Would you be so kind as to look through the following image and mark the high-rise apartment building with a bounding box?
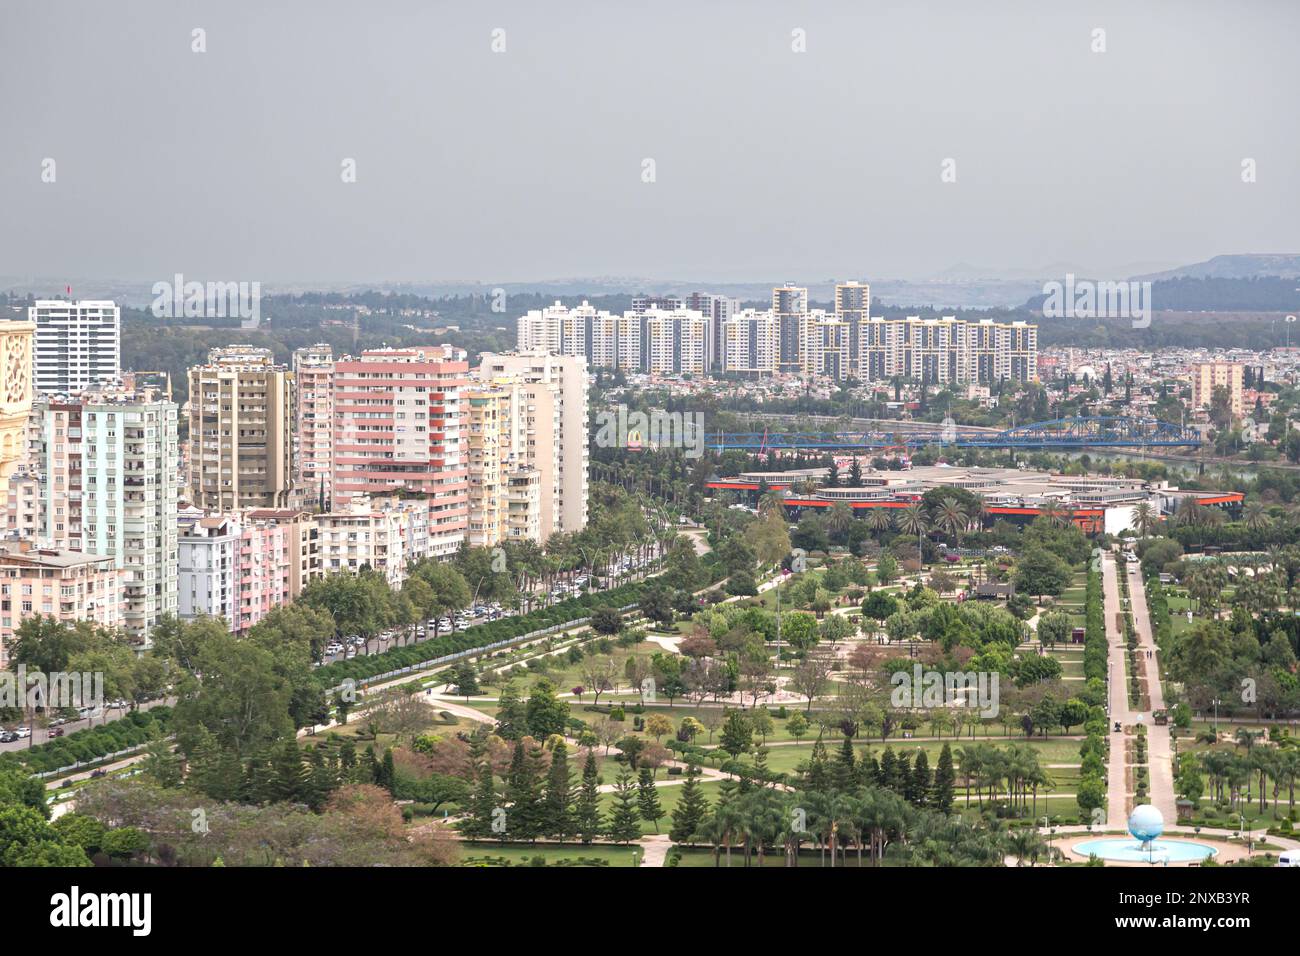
[476,350,588,541]
[800,311,851,379]
[187,346,293,511]
[1190,361,1245,418]
[330,346,467,557]
[834,281,871,377]
[79,389,179,645]
[723,310,781,375]
[641,308,712,375]
[292,344,334,508]
[29,300,121,395]
[772,284,808,373]
[684,293,740,370]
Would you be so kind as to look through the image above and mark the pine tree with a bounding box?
[272,740,308,803]
[502,739,546,841]
[832,735,857,792]
[245,748,278,805]
[449,661,480,700]
[879,747,901,792]
[906,749,932,807]
[460,758,498,840]
[542,740,574,839]
[670,764,710,843]
[573,749,604,844]
[495,680,529,740]
[804,738,830,791]
[375,748,397,794]
[607,770,642,843]
[934,743,956,813]
[338,739,357,778]
[302,746,338,811]
[637,766,664,833]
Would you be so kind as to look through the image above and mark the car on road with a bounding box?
[48,727,64,738]
[0,731,17,743]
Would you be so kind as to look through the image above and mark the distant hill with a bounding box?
[1133,254,1300,282]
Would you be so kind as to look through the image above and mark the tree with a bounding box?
[574,750,603,844]
[933,743,956,812]
[790,650,835,712]
[638,766,664,833]
[542,740,574,839]
[670,764,710,843]
[645,713,674,742]
[1036,610,1071,648]
[524,679,569,740]
[590,605,623,635]
[720,710,753,760]
[448,661,480,700]
[607,771,642,843]
[1013,548,1071,601]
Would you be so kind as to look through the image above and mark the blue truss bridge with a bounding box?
[703,416,1203,452]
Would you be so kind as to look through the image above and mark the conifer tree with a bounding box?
[637,765,664,833]
[542,740,574,839]
[906,749,932,807]
[607,770,642,843]
[669,763,710,843]
[573,749,604,844]
[933,743,956,813]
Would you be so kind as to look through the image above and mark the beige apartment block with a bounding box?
[188,346,293,511]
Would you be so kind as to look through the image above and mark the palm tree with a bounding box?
[826,501,854,538]
[759,489,787,519]
[896,502,928,538]
[936,497,969,544]
[1133,501,1156,538]
[1243,501,1271,532]
[866,506,893,536]
[1037,499,1068,528]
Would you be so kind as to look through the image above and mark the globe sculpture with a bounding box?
[1127,804,1165,848]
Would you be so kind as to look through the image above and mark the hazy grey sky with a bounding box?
[2,0,1297,284]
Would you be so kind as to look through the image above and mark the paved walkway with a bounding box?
[636,833,673,866]
[1127,561,1178,822]
[1103,553,1131,828]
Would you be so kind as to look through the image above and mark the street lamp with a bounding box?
[1211,698,1221,734]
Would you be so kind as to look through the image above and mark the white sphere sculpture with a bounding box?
[1128,804,1165,843]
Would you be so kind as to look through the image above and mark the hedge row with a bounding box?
[1083,566,1107,683]
[313,580,657,687]
[0,707,173,775]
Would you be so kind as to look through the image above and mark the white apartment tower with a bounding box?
[29,300,121,395]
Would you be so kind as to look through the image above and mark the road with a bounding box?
[1126,560,1178,822]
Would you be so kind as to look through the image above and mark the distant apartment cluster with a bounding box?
[0,298,590,654]
[515,283,1038,385]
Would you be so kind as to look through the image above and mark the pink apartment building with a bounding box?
[0,541,123,668]
[234,516,292,633]
[331,347,468,557]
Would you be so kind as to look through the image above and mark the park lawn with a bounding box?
[719,736,1086,779]
[314,713,474,751]
[596,778,725,819]
[479,640,668,696]
[457,841,641,867]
